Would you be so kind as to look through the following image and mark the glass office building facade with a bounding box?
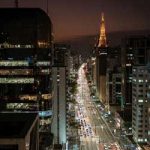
[0,8,53,130]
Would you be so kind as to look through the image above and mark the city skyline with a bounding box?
[0,6,149,149]
[0,0,150,41]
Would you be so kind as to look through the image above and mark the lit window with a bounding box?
[138,138,143,142]
[138,80,143,83]
[133,69,136,72]
[133,79,136,82]
[36,61,50,66]
[138,139,141,142]
[138,99,143,103]
[126,64,131,66]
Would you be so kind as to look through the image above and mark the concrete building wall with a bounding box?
[51,67,58,143]
[59,68,66,144]
[51,67,66,145]
[0,115,39,150]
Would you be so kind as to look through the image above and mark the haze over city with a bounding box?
[0,0,150,41]
[0,1,149,150]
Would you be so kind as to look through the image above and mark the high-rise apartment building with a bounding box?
[132,66,150,144]
[122,36,150,106]
[122,36,150,145]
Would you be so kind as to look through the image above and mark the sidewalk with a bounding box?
[89,84,138,150]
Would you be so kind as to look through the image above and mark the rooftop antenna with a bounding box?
[98,12,107,47]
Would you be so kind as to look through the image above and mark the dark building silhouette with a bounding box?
[106,47,122,105]
[95,13,108,105]
[121,35,150,145]
[0,113,39,150]
[0,8,53,148]
[0,8,52,46]
[121,36,150,106]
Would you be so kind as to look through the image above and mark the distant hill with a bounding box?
[59,30,150,58]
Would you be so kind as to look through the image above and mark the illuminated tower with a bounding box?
[96,13,107,105]
[98,13,107,48]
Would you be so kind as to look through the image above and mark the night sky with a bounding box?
[0,0,150,41]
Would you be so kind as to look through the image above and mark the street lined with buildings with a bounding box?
[0,4,149,150]
[76,64,120,150]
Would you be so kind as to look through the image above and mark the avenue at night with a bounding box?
[0,0,149,150]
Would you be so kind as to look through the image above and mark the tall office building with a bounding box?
[0,8,53,132]
[132,66,150,144]
[123,36,150,144]
[91,57,97,88]
[122,36,150,107]
[95,13,107,104]
[51,44,70,147]
[107,70,122,105]
[106,47,122,106]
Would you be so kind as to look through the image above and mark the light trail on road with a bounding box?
[76,64,120,150]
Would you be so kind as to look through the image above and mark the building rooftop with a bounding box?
[0,8,52,45]
[0,112,38,138]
